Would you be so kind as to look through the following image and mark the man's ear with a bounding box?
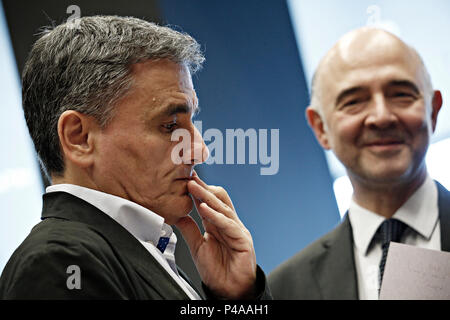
[57,110,98,169]
[431,90,443,132]
[305,106,331,150]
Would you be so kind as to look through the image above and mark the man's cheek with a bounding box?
[333,124,358,147]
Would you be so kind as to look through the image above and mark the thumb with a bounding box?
[175,215,203,257]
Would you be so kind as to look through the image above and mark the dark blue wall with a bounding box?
[160,0,340,273]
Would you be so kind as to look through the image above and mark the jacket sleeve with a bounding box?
[202,265,273,300]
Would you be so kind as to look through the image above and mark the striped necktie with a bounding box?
[375,219,407,291]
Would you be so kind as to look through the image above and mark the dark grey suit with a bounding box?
[268,181,450,300]
[0,191,270,299]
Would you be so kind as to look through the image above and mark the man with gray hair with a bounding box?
[0,16,270,300]
[269,27,449,299]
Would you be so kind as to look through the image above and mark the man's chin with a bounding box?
[163,195,194,225]
[355,166,414,187]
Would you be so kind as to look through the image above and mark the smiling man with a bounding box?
[0,16,270,300]
[268,28,450,300]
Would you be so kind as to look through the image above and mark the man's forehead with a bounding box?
[315,28,426,100]
[128,59,198,111]
[142,91,199,121]
[335,29,406,62]
[323,29,416,76]
[131,58,194,91]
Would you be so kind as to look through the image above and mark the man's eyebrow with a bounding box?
[159,103,199,117]
[335,86,367,107]
[385,80,420,95]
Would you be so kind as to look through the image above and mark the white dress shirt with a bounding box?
[46,183,201,300]
[348,175,441,300]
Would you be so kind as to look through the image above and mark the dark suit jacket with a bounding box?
[268,181,450,300]
[0,192,270,300]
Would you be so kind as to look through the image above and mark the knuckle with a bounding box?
[211,185,226,195]
[228,219,238,229]
[222,202,231,211]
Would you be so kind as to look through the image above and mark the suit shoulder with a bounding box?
[0,218,127,299]
[12,218,111,258]
[269,232,326,281]
[268,221,345,299]
[271,223,342,276]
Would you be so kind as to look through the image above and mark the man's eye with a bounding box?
[390,89,418,99]
[344,100,357,106]
[343,98,363,107]
[390,92,417,104]
[162,122,178,132]
[394,92,413,97]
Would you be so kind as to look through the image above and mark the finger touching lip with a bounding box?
[191,171,209,189]
[187,180,205,202]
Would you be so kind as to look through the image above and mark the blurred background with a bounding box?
[0,0,449,291]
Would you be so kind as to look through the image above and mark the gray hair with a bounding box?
[309,68,322,114]
[22,15,205,179]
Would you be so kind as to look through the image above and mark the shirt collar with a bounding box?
[348,175,439,255]
[45,184,175,248]
[348,199,384,255]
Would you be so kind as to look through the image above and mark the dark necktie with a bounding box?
[375,219,407,290]
[156,237,170,253]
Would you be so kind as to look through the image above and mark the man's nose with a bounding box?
[365,95,398,129]
[191,125,209,165]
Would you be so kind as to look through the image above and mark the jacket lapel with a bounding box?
[42,191,190,300]
[311,215,359,299]
[308,181,449,300]
[436,181,450,252]
[177,266,205,299]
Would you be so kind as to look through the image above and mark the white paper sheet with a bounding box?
[380,242,450,300]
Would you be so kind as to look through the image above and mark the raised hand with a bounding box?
[175,172,257,299]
